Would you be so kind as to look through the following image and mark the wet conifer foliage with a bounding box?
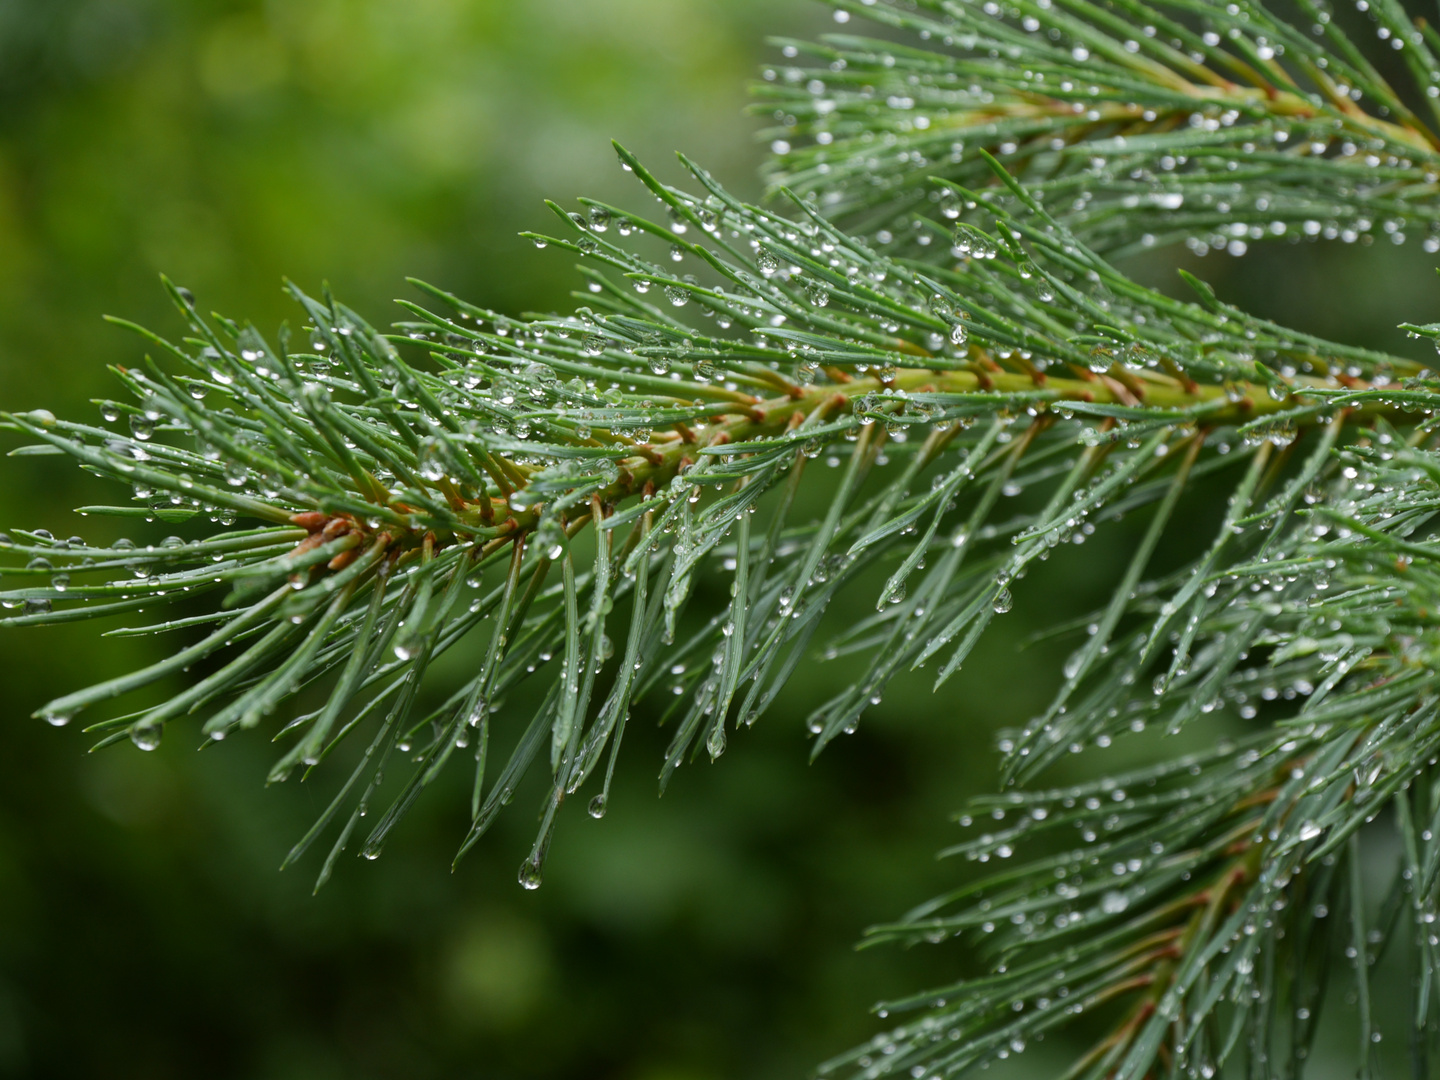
[8,0,1440,1075]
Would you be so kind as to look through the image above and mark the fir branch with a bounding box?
[0,149,1417,894]
[1,151,1430,895]
[762,0,1440,256]
[834,396,1440,1077]
[2,125,1439,1080]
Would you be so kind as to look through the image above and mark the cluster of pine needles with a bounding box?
[9,0,1440,1075]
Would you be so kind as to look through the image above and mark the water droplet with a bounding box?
[418,437,448,482]
[464,699,486,728]
[993,589,1013,614]
[952,224,997,259]
[130,720,163,752]
[588,794,608,819]
[518,855,544,890]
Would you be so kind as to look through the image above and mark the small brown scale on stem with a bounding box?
[287,511,418,587]
[287,513,365,562]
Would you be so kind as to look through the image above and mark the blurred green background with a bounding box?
[0,1,1435,1078]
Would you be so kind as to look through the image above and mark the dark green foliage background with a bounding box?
[0,2,1435,1078]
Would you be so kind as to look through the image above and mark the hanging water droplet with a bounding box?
[130,720,163,752]
[518,855,544,890]
[588,793,608,819]
[706,723,727,760]
[993,589,1013,614]
[664,285,689,307]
